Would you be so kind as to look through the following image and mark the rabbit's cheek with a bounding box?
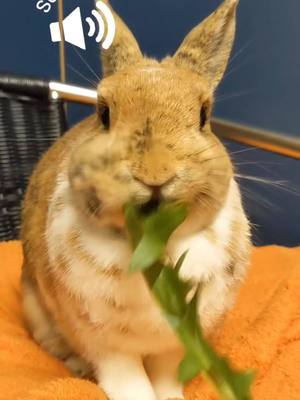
[129,184,152,205]
[85,187,102,216]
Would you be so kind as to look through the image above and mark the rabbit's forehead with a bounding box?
[100,64,209,99]
[137,66,164,73]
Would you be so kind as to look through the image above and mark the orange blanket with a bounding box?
[0,241,299,400]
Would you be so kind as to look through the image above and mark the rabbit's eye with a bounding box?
[200,105,207,130]
[99,105,110,130]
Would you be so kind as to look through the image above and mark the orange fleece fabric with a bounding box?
[0,241,299,400]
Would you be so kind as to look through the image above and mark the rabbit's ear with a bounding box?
[173,0,238,91]
[100,1,142,77]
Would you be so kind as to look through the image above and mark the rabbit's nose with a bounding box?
[134,176,175,197]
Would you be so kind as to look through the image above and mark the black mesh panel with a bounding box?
[0,87,66,241]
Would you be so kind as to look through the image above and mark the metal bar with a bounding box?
[212,118,300,160]
[49,82,98,104]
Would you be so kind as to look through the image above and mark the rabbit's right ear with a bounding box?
[100,1,143,77]
[172,0,238,91]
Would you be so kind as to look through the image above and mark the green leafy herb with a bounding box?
[126,203,187,273]
[125,203,254,400]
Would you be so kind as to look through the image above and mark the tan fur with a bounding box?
[21,1,250,399]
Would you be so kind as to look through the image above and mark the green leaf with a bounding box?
[232,371,255,399]
[124,204,144,248]
[207,358,255,400]
[177,289,213,375]
[144,262,164,288]
[129,203,187,273]
[153,266,188,320]
[179,290,255,395]
[178,352,203,382]
[180,288,202,341]
[125,202,255,400]
[175,250,189,273]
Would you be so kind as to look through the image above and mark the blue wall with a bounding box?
[0,0,299,245]
[2,0,300,136]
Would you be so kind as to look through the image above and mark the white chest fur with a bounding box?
[45,176,241,354]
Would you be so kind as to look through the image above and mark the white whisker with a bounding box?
[230,147,258,156]
[240,186,280,211]
[235,174,300,197]
[215,89,256,104]
[71,45,101,83]
[67,64,98,88]
[228,39,254,66]
[223,56,253,80]
[235,161,280,167]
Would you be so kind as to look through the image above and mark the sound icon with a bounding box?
[49,2,116,51]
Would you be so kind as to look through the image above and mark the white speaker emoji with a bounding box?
[86,1,116,50]
[49,2,116,51]
[50,7,86,50]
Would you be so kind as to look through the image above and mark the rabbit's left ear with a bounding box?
[100,1,143,77]
[173,0,238,91]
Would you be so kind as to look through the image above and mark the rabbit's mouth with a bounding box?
[139,183,165,215]
[140,197,161,216]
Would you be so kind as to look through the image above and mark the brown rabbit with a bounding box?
[21,0,250,399]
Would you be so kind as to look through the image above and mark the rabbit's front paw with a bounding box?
[145,351,184,400]
[96,352,156,400]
